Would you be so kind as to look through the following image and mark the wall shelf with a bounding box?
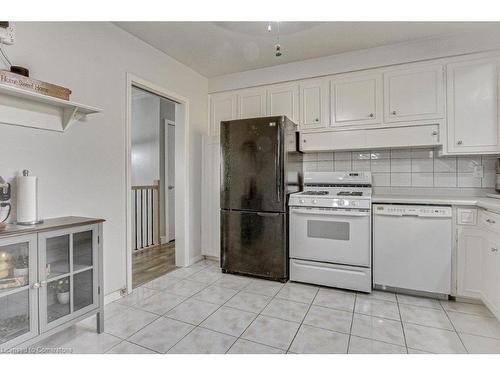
[0,83,101,132]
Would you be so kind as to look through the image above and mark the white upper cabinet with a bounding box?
[330,73,382,127]
[299,78,329,129]
[209,92,237,136]
[266,83,299,124]
[384,65,444,123]
[446,58,500,154]
[237,87,266,119]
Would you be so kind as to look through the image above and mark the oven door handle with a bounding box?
[290,209,370,217]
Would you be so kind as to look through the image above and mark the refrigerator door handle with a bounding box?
[276,127,282,203]
[257,212,281,217]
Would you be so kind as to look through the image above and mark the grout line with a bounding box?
[346,292,357,354]
[226,281,286,353]
[440,301,469,354]
[284,287,320,354]
[395,294,409,354]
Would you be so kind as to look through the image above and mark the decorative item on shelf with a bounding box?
[11,254,28,278]
[0,68,71,100]
[0,251,8,279]
[55,278,70,305]
[10,65,29,77]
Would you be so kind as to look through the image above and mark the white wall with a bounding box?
[0,22,208,296]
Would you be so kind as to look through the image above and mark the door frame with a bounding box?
[126,73,191,293]
[163,119,176,243]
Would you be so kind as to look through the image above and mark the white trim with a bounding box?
[125,73,190,294]
[164,119,176,243]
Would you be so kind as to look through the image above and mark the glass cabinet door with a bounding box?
[39,225,98,332]
[0,234,38,348]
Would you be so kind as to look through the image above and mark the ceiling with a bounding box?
[115,22,500,78]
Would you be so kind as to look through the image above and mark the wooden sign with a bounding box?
[0,69,71,100]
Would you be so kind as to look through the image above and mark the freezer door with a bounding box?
[221,210,287,280]
[221,117,285,212]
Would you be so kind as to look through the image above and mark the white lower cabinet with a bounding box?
[456,208,500,319]
[0,220,104,350]
[482,230,500,317]
[456,227,484,299]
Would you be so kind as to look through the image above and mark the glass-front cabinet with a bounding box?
[38,225,98,331]
[0,234,38,347]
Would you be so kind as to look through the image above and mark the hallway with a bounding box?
[132,242,176,288]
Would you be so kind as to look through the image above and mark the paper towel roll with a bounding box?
[16,174,38,224]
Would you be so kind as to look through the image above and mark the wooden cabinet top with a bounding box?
[0,216,105,238]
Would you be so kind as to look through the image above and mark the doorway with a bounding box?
[126,74,191,293]
[130,87,177,288]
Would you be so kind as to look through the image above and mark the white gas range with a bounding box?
[288,172,372,293]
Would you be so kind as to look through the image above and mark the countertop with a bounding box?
[372,194,500,213]
[0,216,105,238]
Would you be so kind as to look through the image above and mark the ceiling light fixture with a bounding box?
[269,22,282,58]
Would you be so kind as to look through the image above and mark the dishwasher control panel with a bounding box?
[374,205,452,217]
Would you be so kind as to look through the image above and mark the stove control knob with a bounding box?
[312,199,318,204]
[299,199,305,204]
[338,199,346,206]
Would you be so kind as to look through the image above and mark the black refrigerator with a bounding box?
[220,116,302,282]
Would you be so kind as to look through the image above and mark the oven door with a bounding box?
[290,207,371,267]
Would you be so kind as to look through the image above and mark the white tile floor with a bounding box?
[16,259,500,354]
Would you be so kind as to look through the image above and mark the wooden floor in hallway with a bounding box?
[132,241,176,288]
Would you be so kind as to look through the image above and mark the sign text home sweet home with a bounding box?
[0,70,71,100]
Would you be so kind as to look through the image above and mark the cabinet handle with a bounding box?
[457,140,463,145]
[391,110,397,115]
[303,139,307,143]
[492,247,498,252]
[314,118,319,122]
[31,282,41,289]
[486,219,496,224]
[369,113,374,118]
[432,131,438,136]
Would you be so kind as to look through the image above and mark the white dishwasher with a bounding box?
[373,204,452,297]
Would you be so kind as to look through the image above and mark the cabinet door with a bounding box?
[210,92,237,137]
[384,65,444,123]
[299,79,329,129]
[38,225,98,332]
[483,232,500,317]
[331,73,382,127]
[456,228,485,299]
[0,234,38,349]
[266,83,299,124]
[447,58,500,153]
[238,88,266,119]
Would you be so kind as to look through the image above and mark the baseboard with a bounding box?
[481,292,500,321]
[189,254,204,266]
[104,290,122,305]
[204,255,220,262]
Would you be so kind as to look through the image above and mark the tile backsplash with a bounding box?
[302,148,498,189]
